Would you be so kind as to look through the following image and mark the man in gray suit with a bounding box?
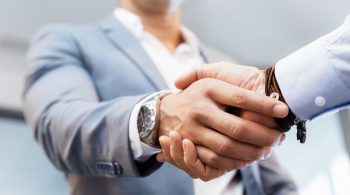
[23,0,297,194]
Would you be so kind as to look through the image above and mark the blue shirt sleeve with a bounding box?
[275,15,350,120]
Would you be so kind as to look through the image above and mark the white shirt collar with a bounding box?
[113,8,201,55]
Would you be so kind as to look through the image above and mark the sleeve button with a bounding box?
[96,162,115,175]
[315,96,326,107]
[113,162,123,175]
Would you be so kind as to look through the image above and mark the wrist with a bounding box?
[157,93,176,140]
[265,66,307,143]
[137,91,172,148]
[152,92,174,144]
[157,90,187,142]
[265,66,294,127]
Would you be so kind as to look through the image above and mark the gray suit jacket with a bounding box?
[23,16,297,195]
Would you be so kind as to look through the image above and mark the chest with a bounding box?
[81,46,158,101]
[79,38,204,101]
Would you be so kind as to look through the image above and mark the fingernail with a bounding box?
[273,133,284,147]
[278,134,286,146]
[273,134,280,147]
[263,148,273,160]
[273,104,288,117]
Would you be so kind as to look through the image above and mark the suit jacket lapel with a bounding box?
[99,16,168,91]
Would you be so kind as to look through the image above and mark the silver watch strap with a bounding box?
[138,91,172,147]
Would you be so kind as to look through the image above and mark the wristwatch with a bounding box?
[137,92,171,148]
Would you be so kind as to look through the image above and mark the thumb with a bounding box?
[175,68,199,90]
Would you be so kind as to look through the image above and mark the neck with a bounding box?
[120,2,183,53]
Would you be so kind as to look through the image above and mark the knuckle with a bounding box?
[200,78,218,94]
[207,153,220,166]
[217,141,231,155]
[200,175,212,182]
[229,122,243,139]
[200,78,215,86]
[232,90,246,106]
[190,103,208,119]
[259,97,269,114]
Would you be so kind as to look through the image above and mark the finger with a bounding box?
[196,146,250,170]
[194,128,268,161]
[279,134,287,146]
[175,66,201,90]
[160,134,198,178]
[169,131,185,167]
[159,136,174,164]
[183,139,226,181]
[156,152,165,162]
[169,132,198,178]
[207,80,288,118]
[198,106,283,147]
[240,111,277,128]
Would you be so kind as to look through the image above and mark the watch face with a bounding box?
[137,104,156,139]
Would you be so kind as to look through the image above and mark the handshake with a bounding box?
[155,62,289,181]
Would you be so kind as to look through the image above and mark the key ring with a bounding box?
[269,92,280,100]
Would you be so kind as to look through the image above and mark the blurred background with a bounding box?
[0,0,350,194]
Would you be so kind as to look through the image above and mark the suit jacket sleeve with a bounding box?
[276,14,350,120]
[23,26,161,178]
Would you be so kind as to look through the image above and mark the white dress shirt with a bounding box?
[114,8,242,195]
[276,14,350,120]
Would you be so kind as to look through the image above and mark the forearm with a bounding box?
[129,91,175,163]
[25,90,149,177]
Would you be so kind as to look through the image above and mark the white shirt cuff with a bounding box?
[129,91,171,162]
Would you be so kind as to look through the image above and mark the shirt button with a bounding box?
[315,96,326,107]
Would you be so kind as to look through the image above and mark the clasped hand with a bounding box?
[156,62,288,181]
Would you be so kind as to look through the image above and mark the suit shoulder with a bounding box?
[32,23,100,44]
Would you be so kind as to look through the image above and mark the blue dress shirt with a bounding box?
[276,15,350,120]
